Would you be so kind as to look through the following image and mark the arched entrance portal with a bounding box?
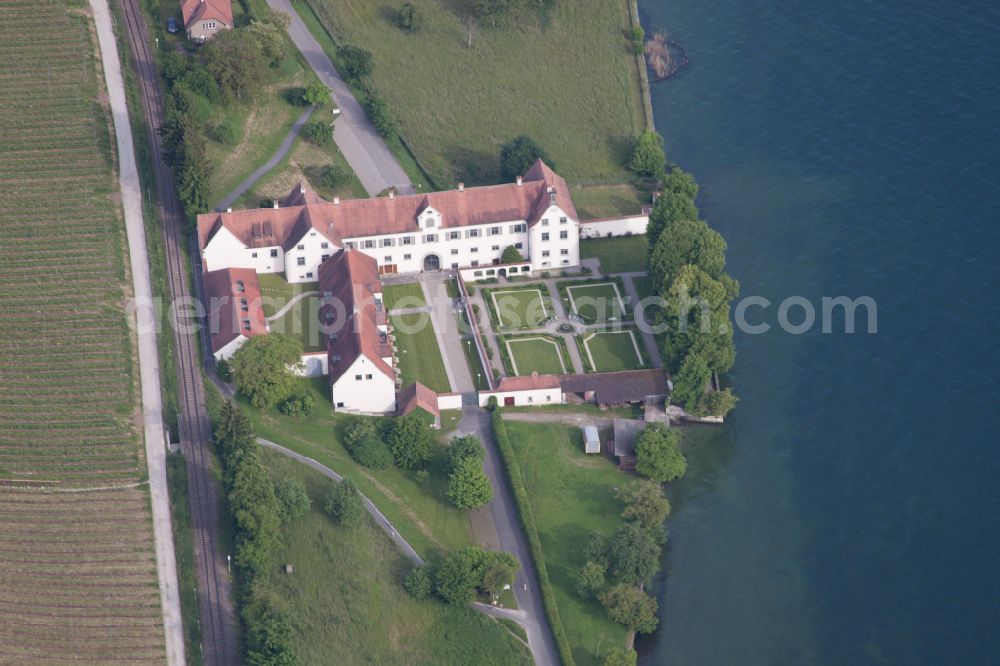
[423,254,441,271]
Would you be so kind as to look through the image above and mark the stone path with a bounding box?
[421,275,474,394]
[214,106,316,212]
[618,271,663,368]
[265,0,413,196]
[388,306,432,316]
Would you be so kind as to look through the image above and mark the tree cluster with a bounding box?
[411,546,519,604]
[229,334,304,408]
[446,436,492,510]
[499,135,551,182]
[343,418,394,469]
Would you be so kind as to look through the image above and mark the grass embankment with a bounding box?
[239,378,473,557]
[262,452,531,665]
[304,0,645,187]
[494,416,632,666]
[580,235,648,275]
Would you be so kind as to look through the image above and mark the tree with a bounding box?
[646,168,699,249]
[500,135,550,182]
[659,264,738,374]
[363,93,397,138]
[585,531,610,566]
[500,245,524,264]
[576,560,606,599]
[435,547,518,603]
[447,435,484,472]
[628,129,666,179]
[387,414,434,470]
[600,584,659,640]
[481,553,518,599]
[603,647,638,666]
[300,82,330,106]
[404,564,433,598]
[273,477,311,523]
[229,447,282,580]
[243,589,296,666]
[336,44,374,80]
[345,418,381,452]
[618,481,671,533]
[352,438,393,469]
[447,455,493,510]
[695,388,738,417]
[246,10,291,66]
[229,334,304,408]
[398,2,424,32]
[606,522,661,585]
[670,353,711,412]
[203,28,268,101]
[630,25,645,55]
[325,478,364,527]
[319,165,351,190]
[634,422,686,483]
[302,120,332,146]
[649,218,728,292]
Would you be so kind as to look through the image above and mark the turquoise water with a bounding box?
[637,1,1000,664]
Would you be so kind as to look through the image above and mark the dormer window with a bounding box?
[297,244,305,250]
[541,219,549,226]
[235,280,245,293]
[425,218,435,228]
[242,319,251,330]
[240,299,249,311]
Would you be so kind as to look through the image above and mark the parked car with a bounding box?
[166,17,178,34]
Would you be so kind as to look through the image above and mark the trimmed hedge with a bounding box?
[491,411,576,666]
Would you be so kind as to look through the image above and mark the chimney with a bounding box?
[273,202,279,209]
[226,207,232,213]
[516,175,523,186]
[300,184,307,195]
[333,196,340,205]
[458,182,465,192]
[388,190,394,200]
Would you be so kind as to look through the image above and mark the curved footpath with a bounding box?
[90,1,184,663]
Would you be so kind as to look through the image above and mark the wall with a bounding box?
[579,214,649,239]
[477,386,564,407]
[296,352,329,377]
[213,334,247,362]
[459,262,532,282]
[437,393,463,411]
[330,356,397,414]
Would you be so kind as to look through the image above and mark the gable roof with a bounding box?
[560,369,669,404]
[397,382,440,418]
[180,0,233,30]
[319,251,394,384]
[201,267,268,353]
[494,372,562,392]
[196,160,577,254]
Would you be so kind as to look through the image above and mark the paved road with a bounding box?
[257,438,423,564]
[90,2,184,663]
[266,0,414,196]
[457,407,560,666]
[215,106,316,211]
[421,275,475,394]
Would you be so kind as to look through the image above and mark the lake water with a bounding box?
[636,1,1000,664]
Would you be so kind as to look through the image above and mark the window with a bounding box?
[542,250,550,257]
[363,240,375,249]
[486,269,495,276]
[515,242,523,250]
[381,238,395,247]
[541,219,549,226]
[491,245,500,251]
[240,299,248,312]
[321,242,329,249]
[297,244,305,250]
[474,271,483,277]
[365,374,373,380]
[541,233,550,241]
[528,396,534,403]
[251,251,258,258]
[336,402,345,408]
[448,231,461,240]
[561,259,570,265]
[489,226,502,236]
[306,271,314,278]
[297,257,306,266]
[403,253,412,260]
[241,318,251,330]
[470,247,479,253]
[355,374,363,381]
[560,249,569,255]
[466,229,481,238]
[451,262,459,269]
[542,261,550,267]
[509,267,518,274]
[321,254,330,262]
[560,230,568,239]
[511,224,526,233]
[384,255,392,262]
[401,236,414,245]
[425,218,436,228]
[235,280,245,292]
[471,260,479,267]
[546,395,552,401]
[270,249,279,258]
[345,242,355,250]
[451,249,459,255]
[204,21,216,29]
[424,234,438,243]
[560,217,568,225]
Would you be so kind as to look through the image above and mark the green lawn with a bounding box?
[383,283,427,310]
[505,337,567,376]
[262,452,532,665]
[502,421,633,665]
[489,288,551,329]
[303,0,645,187]
[391,312,450,392]
[240,378,474,557]
[267,294,326,353]
[565,282,628,323]
[631,274,655,300]
[582,330,646,372]
[580,236,648,275]
[572,184,649,220]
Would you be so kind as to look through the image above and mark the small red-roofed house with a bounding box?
[202,267,268,360]
[180,0,233,42]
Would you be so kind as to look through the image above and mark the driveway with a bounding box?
[266,0,414,196]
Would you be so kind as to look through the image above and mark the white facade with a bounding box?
[284,228,338,283]
[580,214,650,239]
[528,203,580,272]
[213,335,248,362]
[330,356,397,414]
[478,385,563,407]
[201,225,337,284]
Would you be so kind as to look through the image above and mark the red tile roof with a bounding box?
[197,160,577,254]
[397,382,440,417]
[180,0,233,30]
[318,251,394,384]
[494,372,562,392]
[201,267,268,354]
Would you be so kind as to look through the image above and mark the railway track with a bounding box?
[113,1,238,663]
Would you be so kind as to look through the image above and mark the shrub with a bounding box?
[695,388,738,417]
[404,564,433,598]
[575,560,606,599]
[603,648,638,666]
[319,164,351,191]
[628,129,666,179]
[273,477,311,523]
[216,358,232,382]
[486,395,499,412]
[160,51,189,84]
[278,392,314,417]
[630,25,645,55]
[387,414,433,470]
[336,44,374,80]
[301,120,332,146]
[500,135,551,182]
[325,478,364,527]
[363,92,397,138]
[209,121,237,145]
[500,245,524,264]
[301,82,330,106]
[434,547,518,604]
[398,2,424,32]
[414,470,430,485]
[352,437,393,469]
